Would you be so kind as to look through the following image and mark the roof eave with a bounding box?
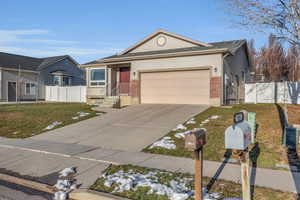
[79,63,107,68]
[100,48,229,63]
[0,67,39,73]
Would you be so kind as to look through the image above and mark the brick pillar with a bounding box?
[210,77,221,98]
[130,80,140,104]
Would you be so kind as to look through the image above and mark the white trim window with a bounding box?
[53,75,61,86]
[90,68,106,87]
[25,83,36,95]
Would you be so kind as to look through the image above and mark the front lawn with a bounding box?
[286,104,300,125]
[0,103,101,138]
[143,104,293,170]
[91,164,296,200]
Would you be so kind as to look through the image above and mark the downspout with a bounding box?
[222,52,231,105]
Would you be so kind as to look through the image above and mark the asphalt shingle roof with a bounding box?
[84,39,246,65]
[37,55,68,70]
[0,52,70,71]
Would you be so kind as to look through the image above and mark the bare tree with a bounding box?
[286,44,300,80]
[248,39,257,72]
[225,0,300,47]
[257,35,287,81]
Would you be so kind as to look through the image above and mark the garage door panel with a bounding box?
[141,73,208,80]
[141,98,204,105]
[140,70,210,105]
[141,80,206,89]
[141,88,209,96]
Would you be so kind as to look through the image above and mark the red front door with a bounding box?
[119,67,130,94]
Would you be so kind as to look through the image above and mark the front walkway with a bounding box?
[0,138,299,194]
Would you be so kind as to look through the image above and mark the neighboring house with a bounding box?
[81,30,251,106]
[0,52,85,102]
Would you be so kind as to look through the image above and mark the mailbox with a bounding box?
[225,121,251,150]
[185,128,206,151]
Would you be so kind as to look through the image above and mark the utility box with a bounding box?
[185,128,206,151]
[283,126,299,149]
[225,121,252,150]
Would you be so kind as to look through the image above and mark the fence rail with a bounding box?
[45,86,86,103]
[245,82,300,104]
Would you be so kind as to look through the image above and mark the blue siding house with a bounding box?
[0,52,85,101]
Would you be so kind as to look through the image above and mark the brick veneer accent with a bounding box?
[210,77,221,98]
[130,80,140,98]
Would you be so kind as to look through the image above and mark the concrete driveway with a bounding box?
[33,104,209,151]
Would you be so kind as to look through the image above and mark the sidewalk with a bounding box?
[0,143,109,189]
[0,137,299,194]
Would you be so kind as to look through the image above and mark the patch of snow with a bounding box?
[186,118,196,124]
[173,124,187,131]
[102,169,223,200]
[54,179,71,191]
[102,170,194,200]
[59,167,76,178]
[96,112,102,115]
[210,115,220,120]
[70,184,77,190]
[53,167,77,200]
[149,137,176,149]
[44,121,62,130]
[201,119,210,124]
[53,191,67,200]
[78,112,90,117]
[72,112,90,120]
[174,131,191,139]
[199,116,221,126]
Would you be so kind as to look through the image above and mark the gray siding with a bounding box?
[223,44,250,103]
[39,58,85,86]
[0,58,85,101]
[0,69,41,101]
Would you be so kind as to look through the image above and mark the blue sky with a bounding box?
[0,0,268,64]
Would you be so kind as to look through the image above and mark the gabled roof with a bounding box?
[83,39,247,65]
[0,52,78,71]
[37,55,78,70]
[118,29,212,55]
[0,52,43,71]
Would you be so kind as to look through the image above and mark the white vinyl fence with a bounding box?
[45,86,86,103]
[245,82,300,104]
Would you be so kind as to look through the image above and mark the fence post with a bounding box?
[255,83,257,104]
[80,86,82,102]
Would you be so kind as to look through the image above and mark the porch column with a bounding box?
[107,66,112,96]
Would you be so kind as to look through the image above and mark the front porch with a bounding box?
[86,63,138,107]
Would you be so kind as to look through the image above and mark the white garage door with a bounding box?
[140,69,210,104]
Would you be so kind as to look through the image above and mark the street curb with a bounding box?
[0,172,55,194]
[70,189,131,200]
